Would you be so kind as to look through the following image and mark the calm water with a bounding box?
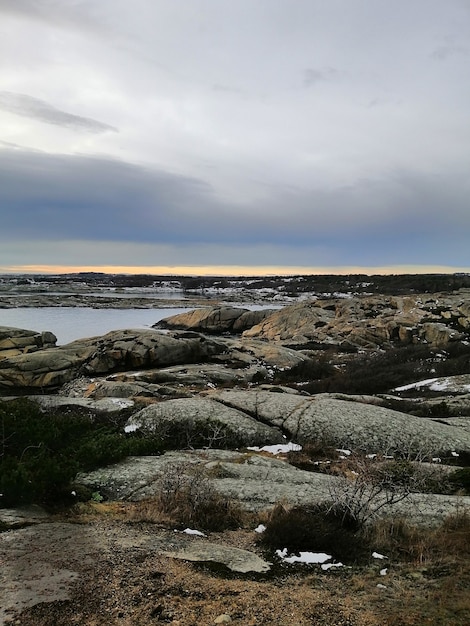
[0,304,277,346]
[0,307,189,345]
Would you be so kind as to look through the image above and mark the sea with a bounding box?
[0,304,276,346]
[0,307,191,345]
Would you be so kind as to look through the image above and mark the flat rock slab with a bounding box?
[20,394,135,413]
[77,449,337,508]
[0,518,270,624]
[0,523,96,625]
[163,542,271,573]
[77,449,470,525]
[0,505,49,528]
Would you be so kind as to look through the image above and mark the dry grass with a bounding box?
[127,461,250,531]
[9,506,470,626]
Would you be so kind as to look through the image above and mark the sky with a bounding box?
[1,0,469,276]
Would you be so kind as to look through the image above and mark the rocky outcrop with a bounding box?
[242,295,470,348]
[78,449,470,525]
[0,329,226,389]
[208,389,470,456]
[0,326,56,360]
[155,306,276,334]
[0,324,315,391]
[124,397,285,448]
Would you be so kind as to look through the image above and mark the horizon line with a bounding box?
[1,264,470,277]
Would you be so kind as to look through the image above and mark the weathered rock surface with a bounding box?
[0,517,271,622]
[20,394,135,414]
[78,449,470,525]
[0,327,312,390]
[0,329,226,389]
[242,295,470,348]
[155,306,276,334]
[163,542,271,573]
[0,325,56,360]
[77,449,342,507]
[208,389,470,456]
[124,398,285,448]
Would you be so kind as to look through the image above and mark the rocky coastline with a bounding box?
[2,287,470,625]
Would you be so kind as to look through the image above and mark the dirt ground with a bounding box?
[1,505,469,626]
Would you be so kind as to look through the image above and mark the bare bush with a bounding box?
[326,457,450,526]
[131,461,248,531]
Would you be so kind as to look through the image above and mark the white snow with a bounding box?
[372,552,388,560]
[276,549,333,564]
[395,378,440,392]
[380,568,388,576]
[336,448,352,456]
[254,524,266,534]
[247,442,302,454]
[124,422,140,433]
[110,398,134,408]
[321,562,344,570]
[179,528,206,537]
[395,377,470,394]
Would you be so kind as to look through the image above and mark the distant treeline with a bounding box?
[4,272,470,295]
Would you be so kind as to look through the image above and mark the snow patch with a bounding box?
[124,422,140,433]
[177,528,206,537]
[276,549,332,564]
[247,442,302,454]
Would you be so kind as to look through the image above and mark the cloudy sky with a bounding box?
[1,0,469,275]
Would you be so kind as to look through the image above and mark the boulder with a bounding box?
[0,326,57,360]
[124,397,285,448]
[155,306,275,334]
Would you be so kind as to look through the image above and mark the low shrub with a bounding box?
[258,501,369,563]
[448,467,470,494]
[131,461,248,532]
[286,440,340,472]
[367,510,470,564]
[0,398,164,507]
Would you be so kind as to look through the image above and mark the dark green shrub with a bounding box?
[448,468,470,494]
[0,398,159,507]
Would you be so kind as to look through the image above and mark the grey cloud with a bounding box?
[0,147,469,268]
[0,0,105,32]
[303,67,342,87]
[0,92,117,133]
[431,44,469,60]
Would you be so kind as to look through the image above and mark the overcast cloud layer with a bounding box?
[1,0,469,274]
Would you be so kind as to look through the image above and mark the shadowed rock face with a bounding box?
[0,325,56,360]
[0,329,225,389]
[241,295,470,348]
[0,326,314,390]
[155,306,276,334]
